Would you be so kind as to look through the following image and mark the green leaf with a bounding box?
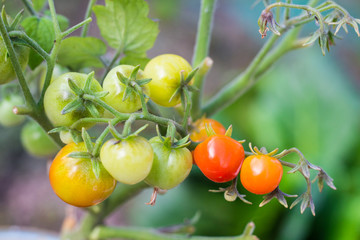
[32,0,47,11]
[57,37,107,70]
[93,0,159,55]
[43,11,69,31]
[21,16,55,69]
[119,55,150,70]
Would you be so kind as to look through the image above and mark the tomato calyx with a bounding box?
[168,67,199,104]
[209,178,252,204]
[115,65,151,103]
[61,72,108,118]
[49,126,82,144]
[259,187,298,208]
[155,123,190,149]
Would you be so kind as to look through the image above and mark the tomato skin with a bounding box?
[190,118,226,142]
[0,36,29,85]
[0,95,26,127]
[103,65,150,114]
[100,136,154,185]
[44,72,104,129]
[145,137,193,190]
[49,142,116,207]
[144,54,192,107]
[194,135,245,183]
[240,155,283,195]
[21,120,59,157]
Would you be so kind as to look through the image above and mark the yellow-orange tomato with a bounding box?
[49,142,116,207]
[190,118,226,142]
[240,155,283,195]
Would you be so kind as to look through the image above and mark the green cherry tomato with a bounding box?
[145,137,193,190]
[100,136,154,185]
[0,36,29,85]
[21,120,59,157]
[44,72,104,129]
[144,54,193,107]
[103,65,150,114]
[49,142,116,207]
[0,95,26,127]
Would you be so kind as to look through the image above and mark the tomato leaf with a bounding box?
[21,14,69,69]
[57,37,107,71]
[119,56,150,70]
[32,0,47,11]
[93,0,159,56]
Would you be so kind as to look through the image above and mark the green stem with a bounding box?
[62,18,93,38]
[191,0,216,120]
[182,89,191,131]
[202,34,279,116]
[21,0,38,16]
[102,47,123,81]
[90,221,256,240]
[81,0,97,37]
[8,31,50,61]
[134,84,149,116]
[0,15,37,110]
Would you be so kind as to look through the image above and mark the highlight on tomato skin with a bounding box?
[49,142,116,208]
[190,118,226,142]
[193,135,245,183]
[240,155,283,195]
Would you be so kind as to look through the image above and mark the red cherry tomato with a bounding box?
[194,135,245,183]
[240,155,283,195]
[190,118,226,142]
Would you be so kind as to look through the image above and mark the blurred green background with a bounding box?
[1,0,359,239]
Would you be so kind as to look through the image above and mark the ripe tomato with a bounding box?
[0,95,26,127]
[240,155,283,195]
[0,36,29,85]
[49,142,116,207]
[100,136,154,185]
[103,65,150,114]
[145,137,193,190]
[21,120,59,157]
[194,135,245,183]
[44,72,104,129]
[144,54,192,107]
[190,118,226,142]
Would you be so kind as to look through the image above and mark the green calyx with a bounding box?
[168,67,199,104]
[108,114,148,140]
[48,126,82,144]
[155,124,190,149]
[61,71,108,118]
[116,65,151,102]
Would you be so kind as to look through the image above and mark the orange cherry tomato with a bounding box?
[194,135,245,183]
[240,155,283,195]
[190,118,226,142]
[49,142,116,207]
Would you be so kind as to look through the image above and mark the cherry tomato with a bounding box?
[103,65,150,114]
[0,95,25,127]
[21,120,59,157]
[145,137,193,190]
[190,118,226,142]
[44,72,104,129]
[240,155,283,195]
[0,36,29,85]
[100,136,154,185]
[49,142,116,207]
[194,135,245,183]
[144,54,193,107]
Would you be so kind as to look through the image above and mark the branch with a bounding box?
[81,0,97,37]
[191,0,217,120]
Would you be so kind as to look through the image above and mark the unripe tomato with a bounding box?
[44,72,104,129]
[0,95,26,127]
[144,54,192,107]
[0,36,29,85]
[103,65,150,114]
[145,137,193,190]
[240,155,283,195]
[59,130,74,144]
[49,142,116,207]
[100,136,154,185]
[194,135,245,183]
[190,118,226,142]
[20,120,59,157]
